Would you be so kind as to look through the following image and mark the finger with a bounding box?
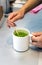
[32,36,40,42]
[10,14,22,23]
[32,42,42,48]
[7,24,10,28]
[7,22,16,27]
[10,23,16,27]
[7,20,14,27]
[32,32,42,36]
[8,12,17,20]
[7,19,14,24]
[7,20,10,28]
[32,42,39,47]
[32,42,38,46]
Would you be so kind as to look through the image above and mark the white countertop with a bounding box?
[0,10,42,65]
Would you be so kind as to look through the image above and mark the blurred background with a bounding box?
[0,0,27,14]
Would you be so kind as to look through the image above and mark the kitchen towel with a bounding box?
[30,4,42,14]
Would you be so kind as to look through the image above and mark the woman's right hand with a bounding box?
[7,9,25,27]
[32,32,42,48]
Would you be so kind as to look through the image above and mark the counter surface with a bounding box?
[0,10,42,65]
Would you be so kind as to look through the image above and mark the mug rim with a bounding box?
[12,27,30,38]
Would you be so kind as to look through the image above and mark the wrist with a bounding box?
[19,7,26,14]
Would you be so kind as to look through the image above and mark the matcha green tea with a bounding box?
[13,29,29,37]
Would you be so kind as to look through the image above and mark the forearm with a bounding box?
[20,0,42,13]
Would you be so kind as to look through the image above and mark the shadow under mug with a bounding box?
[12,27,32,52]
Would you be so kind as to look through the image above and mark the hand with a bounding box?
[7,9,25,27]
[32,32,42,48]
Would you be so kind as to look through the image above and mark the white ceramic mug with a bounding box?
[12,27,32,52]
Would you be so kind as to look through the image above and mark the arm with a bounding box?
[7,0,42,27]
[20,0,42,14]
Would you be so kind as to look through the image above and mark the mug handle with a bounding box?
[30,34,33,44]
